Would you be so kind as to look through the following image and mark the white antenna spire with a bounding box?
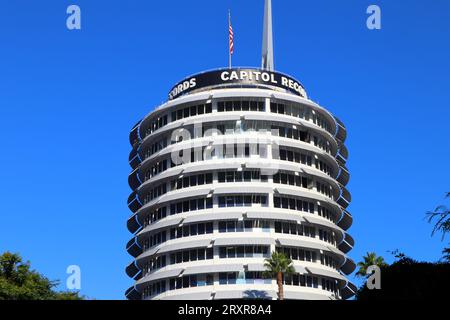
[262,0,274,71]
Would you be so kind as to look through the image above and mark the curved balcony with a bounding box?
[126,237,143,258]
[333,116,347,144]
[129,120,142,147]
[336,164,350,186]
[125,285,141,300]
[126,260,141,279]
[127,191,142,214]
[128,167,141,191]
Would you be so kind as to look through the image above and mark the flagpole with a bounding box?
[228,10,232,69]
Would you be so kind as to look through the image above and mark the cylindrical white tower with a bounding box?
[125,68,356,300]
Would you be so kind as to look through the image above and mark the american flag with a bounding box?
[229,13,234,55]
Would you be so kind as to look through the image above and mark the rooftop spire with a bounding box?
[262,0,274,71]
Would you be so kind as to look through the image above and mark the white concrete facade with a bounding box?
[126,82,356,300]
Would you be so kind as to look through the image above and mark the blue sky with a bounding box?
[0,0,449,299]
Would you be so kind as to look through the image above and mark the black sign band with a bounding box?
[168,68,307,100]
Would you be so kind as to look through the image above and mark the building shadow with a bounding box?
[243,290,272,300]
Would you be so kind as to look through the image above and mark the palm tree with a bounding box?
[263,251,295,300]
[426,192,450,262]
[442,248,450,263]
[356,252,388,278]
[426,192,450,240]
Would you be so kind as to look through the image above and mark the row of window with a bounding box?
[142,273,339,299]
[144,115,168,137]
[273,172,309,189]
[170,197,213,215]
[143,139,167,159]
[142,280,167,299]
[142,197,337,228]
[322,278,338,294]
[171,103,213,122]
[169,222,214,240]
[318,206,336,223]
[272,125,310,143]
[143,256,167,275]
[219,272,272,285]
[218,220,270,233]
[319,229,336,245]
[213,143,268,159]
[276,247,318,263]
[313,136,331,154]
[142,246,338,276]
[170,173,214,191]
[142,220,334,254]
[274,222,316,238]
[217,100,265,112]
[140,99,333,145]
[143,160,168,181]
[321,253,337,269]
[169,274,214,290]
[169,144,267,169]
[143,230,167,250]
[219,245,270,258]
[271,102,311,120]
[283,274,319,289]
[274,196,315,214]
[316,181,333,199]
[144,118,334,160]
[144,207,167,226]
[142,170,332,206]
[278,148,312,166]
[218,170,268,183]
[169,248,214,266]
[270,102,333,134]
[277,147,332,176]
[218,195,268,208]
[143,184,167,205]
[142,143,333,183]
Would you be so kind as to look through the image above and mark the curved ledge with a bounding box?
[136,262,348,294]
[138,134,339,179]
[338,184,352,205]
[126,260,141,279]
[333,116,347,143]
[337,210,353,231]
[135,209,344,244]
[340,257,356,275]
[129,120,142,147]
[336,165,350,186]
[138,88,337,139]
[344,232,354,248]
[125,285,141,300]
[338,240,352,254]
[139,113,338,159]
[277,237,345,266]
[337,141,348,162]
[341,281,357,300]
[137,159,340,198]
[126,237,143,258]
[136,238,213,263]
[127,213,143,235]
[129,182,343,234]
[129,148,142,171]
[127,191,142,214]
[128,167,141,191]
